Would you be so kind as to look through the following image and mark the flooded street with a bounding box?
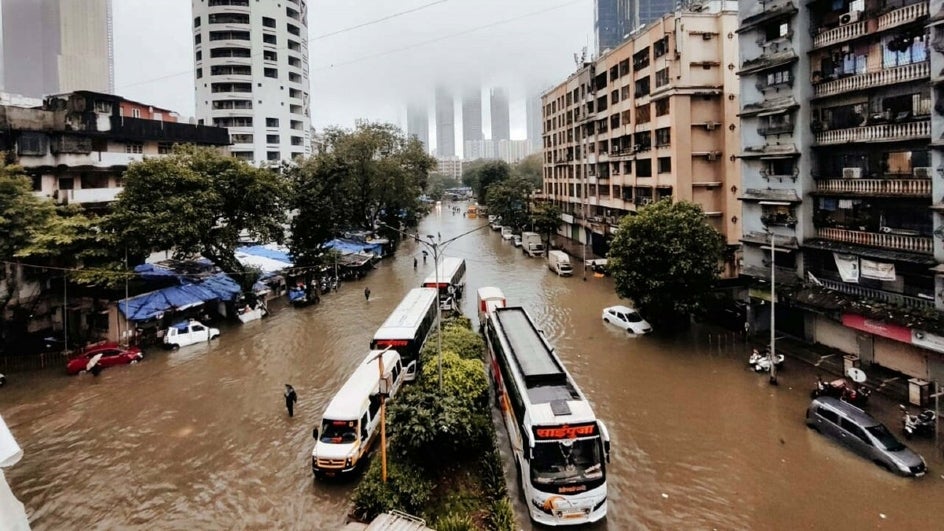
[3,202,944,529]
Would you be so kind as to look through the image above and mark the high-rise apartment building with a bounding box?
[407,103,429,153]
[462,87,483,145]
[595,0,678,54]
[543,1,740,265]
[489,87,511,141]
[192,0,311,163]
[738,0,944,379]
[0,0,114,97]
[526,91,544,152]
[435,86,455,157]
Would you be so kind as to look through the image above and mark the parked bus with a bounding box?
[370,288,438,381]
[422,256,467,310]
[311,349,404,478]
[482,302,611,525]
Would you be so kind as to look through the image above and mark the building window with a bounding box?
[208,13,249,24]
[765,68,791,88]
[653,36,669,58]
[609,65,619,82]
[93,100,112,113]
[264,68,278,78]
[212,47,251,58]
[211,65,251,76]
[287,56,301,68]
[194,16,201,28]
[289,88,302,99]
[291,136,304,146]
[286,24,301,36]
[635,105,651,124]
[195,51,202,61]
[231,133,253,144]
[658,157,672,173]
[17,132,48,155]
[158,142,173,154]
[126,142,143,154]
[232,151,254,161]
[266,134,280,144]
[633,47,650,70]
[610,114,620,129]
[636,159,652,177]
[196,68,203,79]
[619,59,629,77]
[634,77,650,97]
[213,99,253,110]
[263,33,276,45]
[287,40,301,52]
[883,33,929,68]
[213,117,253,127]
[267,151,280,161]
[655,98,669,116]
[195,33,201,45]
[290,119,303,130]
[262,16,276,28]
[288,72,301,83]
[655,68,669,88]
[209,31,250,41]
[263,50,277,62]
[266,117,280,127]
[655,127,670,147]
[131,108,141,118]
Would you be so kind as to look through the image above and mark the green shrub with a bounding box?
[420,319,485,365]
[351,458,432,522]
[489,498,515,531]
[480,448,508,502]
[435,512,476,531]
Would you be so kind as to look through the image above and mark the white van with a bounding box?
[163,320,220,350]
[547,250,574,276]
[521,232,544,257]
[500,226,514,240]
[311,349,404,478]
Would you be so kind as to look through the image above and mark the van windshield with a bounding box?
[866,424,905,451]
[320,419,357,444]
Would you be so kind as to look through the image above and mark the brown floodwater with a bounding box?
[2,203,944,529]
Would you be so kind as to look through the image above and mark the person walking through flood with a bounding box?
[284,384,298,417]
[364,287,371,301]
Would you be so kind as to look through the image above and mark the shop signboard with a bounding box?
[841,314,912,344]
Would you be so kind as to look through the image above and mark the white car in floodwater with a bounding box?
[163,320,221,350]
[602,305,652,335]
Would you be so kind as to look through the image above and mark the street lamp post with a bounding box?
[369,346,392,482]
[769,234,778,385]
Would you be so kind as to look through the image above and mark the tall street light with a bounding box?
[769,233,778,385]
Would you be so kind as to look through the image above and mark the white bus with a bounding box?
[483,303,611,525]
[370,288,438,381]
[422,256,466,309]
[311,349,404,478]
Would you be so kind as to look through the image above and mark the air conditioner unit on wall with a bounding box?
[705,121,718,130]
[842,167,862,179]
[913,167,931,178]
[839,10,861,25]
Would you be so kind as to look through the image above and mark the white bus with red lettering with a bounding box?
[482,302,611,525]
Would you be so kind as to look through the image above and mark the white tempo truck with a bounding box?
[521,232,544,257]
[547,250,574,276]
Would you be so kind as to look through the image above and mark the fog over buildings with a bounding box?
[109,0,593,146]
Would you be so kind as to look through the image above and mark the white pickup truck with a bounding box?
[163,320,221,350]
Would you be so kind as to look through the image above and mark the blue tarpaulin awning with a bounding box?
[324,238,383,257]
[118,272,245,321]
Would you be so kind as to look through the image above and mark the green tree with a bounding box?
[607,199,724,327]
[312,122,435,242]
[485,177,532,230]
[425,172,459,201]
[463,160,510,203]
[107,145,289,289]
[512,153,543,189]
[284,155,350,268]
[530,202,563,250]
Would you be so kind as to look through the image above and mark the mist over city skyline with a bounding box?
[110,0,594,141]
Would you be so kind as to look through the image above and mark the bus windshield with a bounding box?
[320,419,357,444]
[531,438,603,485]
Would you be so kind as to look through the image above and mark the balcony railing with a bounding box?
[56,187,124,205]
[817,227,933,254]
[815,178,931,196]
[813,20,866,49]
[813,61,929,98]
[819,278,934,309]
[814,120,929,145]
[876,2,928,32]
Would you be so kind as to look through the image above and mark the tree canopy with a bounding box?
[424,173,460,201]
[512,153,542,189]
[607,199,725,327]
[485,177,533,230]
[107,145,290,288]
[463,160,510,203]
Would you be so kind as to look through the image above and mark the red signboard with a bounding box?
[841,314,912,344]
[534,423,597,440]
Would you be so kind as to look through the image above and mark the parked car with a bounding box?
[163,320,221,350]
[66,342,143,375]
[513,235,522,247]
[602,305,652,335]
[806,396,926,477]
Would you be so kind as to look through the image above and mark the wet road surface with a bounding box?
[2,202,944,529]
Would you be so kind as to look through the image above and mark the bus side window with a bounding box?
[361,414,369,440]
[368,394,381,420]
[392,362,401,384]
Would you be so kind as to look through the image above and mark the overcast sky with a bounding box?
[113,0,593,140]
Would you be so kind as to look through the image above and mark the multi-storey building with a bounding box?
[435,86,455,157]
[0,91,229,208]
[489,87,511,141]
[192,0,311,164]
[1,0,114,97]
[543,0,740,267]
[436,156,463,181]
[462,88,483,144]
[595,0,679,54]
[739,0,944,383]
[463,139,533,164]
[526,90,544,152]
[406,102,430,153]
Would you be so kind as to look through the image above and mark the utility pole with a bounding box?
[769,234,778,385]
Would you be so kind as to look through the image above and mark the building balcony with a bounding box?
[738,50,798,76]
[813,178,931,197]
[812,20,867,50]
[817,227,932,254]
[876,1,929,32]
[55,187,124,205]
[738,1,799,34]
[813,61,929,98]
[21,151,146,170]
[816,277,934,310]
[813,120,929,145]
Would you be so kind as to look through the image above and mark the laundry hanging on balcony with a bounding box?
[833,253,860,283]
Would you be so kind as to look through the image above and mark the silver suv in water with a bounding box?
[806,396,926,477]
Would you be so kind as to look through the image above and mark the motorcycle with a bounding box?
[748,349,784,372]
[900,404,936,439]
[810,375,871,407]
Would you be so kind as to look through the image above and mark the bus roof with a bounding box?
[373,288,438,340]
[422,257,465,286]
[322,349,401,421]
[477,286,505,302]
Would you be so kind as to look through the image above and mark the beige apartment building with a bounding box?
[541,0,741,276]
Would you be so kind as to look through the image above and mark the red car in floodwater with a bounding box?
[66,343,143,375]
